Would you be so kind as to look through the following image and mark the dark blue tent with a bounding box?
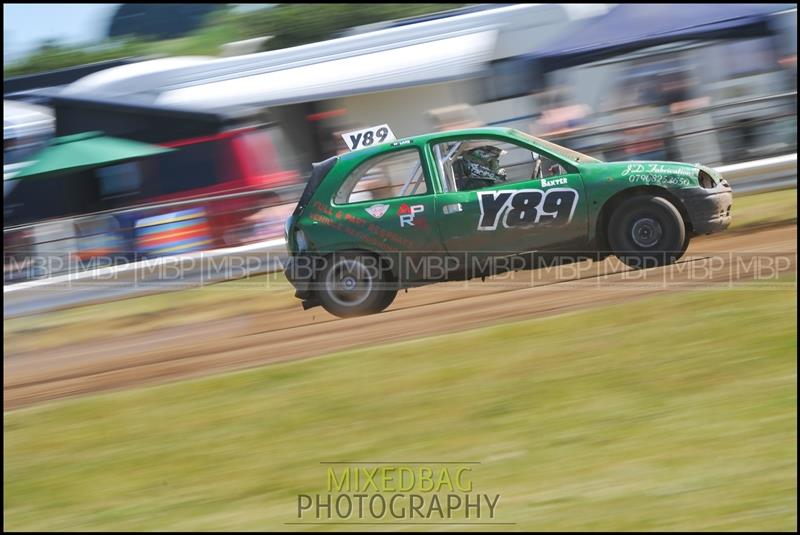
[523,3,794,72]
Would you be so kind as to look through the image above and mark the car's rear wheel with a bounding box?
[608,194,688,268]
[317,252,396,318]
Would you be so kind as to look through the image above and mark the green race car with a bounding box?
[284,127,732,317]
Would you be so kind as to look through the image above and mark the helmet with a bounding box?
[455,145,507,183]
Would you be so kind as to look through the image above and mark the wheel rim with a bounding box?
[630,217,663,248]
[325,259,374,307]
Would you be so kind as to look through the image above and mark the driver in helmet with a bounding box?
[453,145,507,191]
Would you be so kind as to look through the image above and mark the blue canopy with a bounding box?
[523,3,793,72]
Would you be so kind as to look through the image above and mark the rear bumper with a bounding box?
[675,185,733,235]
[283,254,316,301]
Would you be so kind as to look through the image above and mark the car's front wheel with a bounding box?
[317,253,397,318]
[608,194,688,268]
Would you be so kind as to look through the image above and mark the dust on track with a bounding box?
[4,225,796,410]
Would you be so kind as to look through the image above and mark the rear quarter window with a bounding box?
[334,149,427,204]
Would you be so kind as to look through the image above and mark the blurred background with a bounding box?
[3,3,797,288]
[3,6,797,531]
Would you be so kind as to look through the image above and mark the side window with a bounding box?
[96,162,143,200]
[157,141,219,195]
[432,138,568,192]
[334,149,427,204]
[482,58,539,102]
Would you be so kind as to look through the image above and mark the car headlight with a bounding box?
[698,169,716,189]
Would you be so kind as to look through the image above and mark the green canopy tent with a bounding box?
[6,131,175,180]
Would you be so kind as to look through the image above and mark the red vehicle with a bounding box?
[146,124,301,248]
[5,96,302,256]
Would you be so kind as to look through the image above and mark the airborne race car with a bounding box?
[284,126,732,318]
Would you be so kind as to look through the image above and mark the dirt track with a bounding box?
[4,225,797,410]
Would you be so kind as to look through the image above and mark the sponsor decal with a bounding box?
[365,203,390,219]
[540,177,568,188]
[620,163,694,186]
[477,188,579,231]
[341,125,397,151]
[398,203,425,227]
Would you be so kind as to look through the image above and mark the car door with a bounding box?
[327,146,443,281]
[429,136,589,259]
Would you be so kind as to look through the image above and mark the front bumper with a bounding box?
[675,185,733,235]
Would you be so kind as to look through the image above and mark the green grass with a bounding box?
[4,284,797,531]
[730,188,797,231]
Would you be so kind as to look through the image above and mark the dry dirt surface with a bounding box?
[4,225,797,410]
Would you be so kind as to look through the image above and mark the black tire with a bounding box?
[317,252,397,318]
[608,194,688,268]
[377,284,398,311]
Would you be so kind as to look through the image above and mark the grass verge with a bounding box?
[730,187,797,231]
[4,283,797,531]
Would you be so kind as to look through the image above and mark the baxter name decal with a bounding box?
[477,188,579,231]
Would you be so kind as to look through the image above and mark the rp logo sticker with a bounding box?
[398,204,424,227]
